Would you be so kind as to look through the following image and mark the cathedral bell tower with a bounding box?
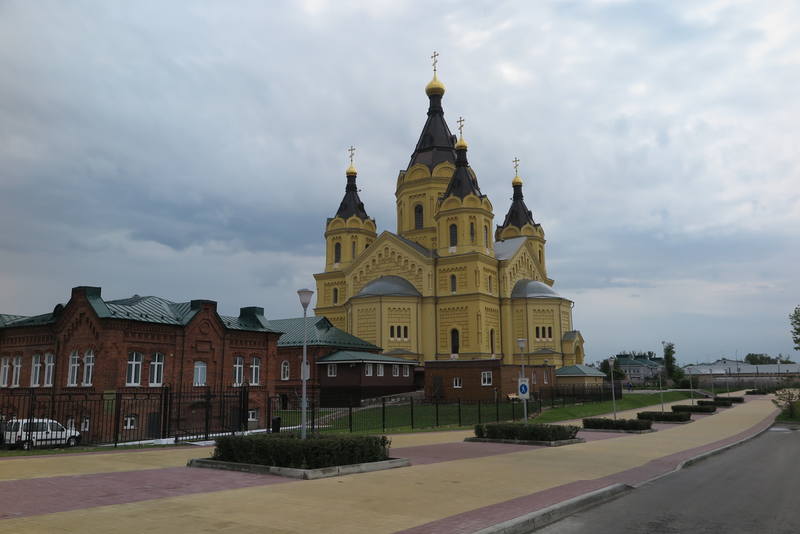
[496,161,547,274]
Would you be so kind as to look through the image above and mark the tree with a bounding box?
[791,305,800,351]
[600,358,625,381]
[662,341,681,382]
[744,353,795,365]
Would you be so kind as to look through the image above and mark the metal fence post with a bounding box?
[204,389,211,440]
[410,397,414,429]
[458,398,462,427]
[495,396,500,422]
[381,397,386,432]
[477,399,481,424]
[311,398,316,434]
[113,391,122,448]
[348,404,353,433]
[435,398,439,427]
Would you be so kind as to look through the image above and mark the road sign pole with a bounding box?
[518,378,530,424]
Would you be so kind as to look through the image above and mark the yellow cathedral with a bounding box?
[314,64,585,370]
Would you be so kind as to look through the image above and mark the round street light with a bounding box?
[297,288,314,440]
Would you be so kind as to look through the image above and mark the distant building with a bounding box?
[424,360,554,402]
[555,364,606,386]
[615,357,663,384]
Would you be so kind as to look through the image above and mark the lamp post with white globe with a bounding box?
[297,288,314,439]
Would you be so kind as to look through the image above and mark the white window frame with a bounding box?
[250,357,261,386]
[67,351,80,386]
[327,363,337,377]
[11,356,22,387]
[392,364,399,377]
[123,414,137,430]
[453,376,463,389]
[248,408,258,422]
[280,360,290,381]
[31,354,42,387]
[0,357,8,387]
[403,365,410,377]
[377,364,384,377]
[126,352,142,386]
[149,352,163,387]
[233,356,244,386]
[44,353,55,387]
[193,361,207,386]
[543,372,549,385]
[365,363,373,376]
[81,416,91,432]
[481,371,493,386]
[83,350,95,386]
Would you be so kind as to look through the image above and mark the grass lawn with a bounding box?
[531,391,693,423]
[0,442,186,457]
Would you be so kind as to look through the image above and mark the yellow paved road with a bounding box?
[0,398,776,534]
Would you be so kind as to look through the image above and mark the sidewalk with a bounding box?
[0,397,777,533]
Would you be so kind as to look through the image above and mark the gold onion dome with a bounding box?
[512,174,523,186]
[346,163,357,176]
[425,73,446,96]
[454,135,468,150]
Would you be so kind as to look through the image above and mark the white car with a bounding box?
[2,418,81,450]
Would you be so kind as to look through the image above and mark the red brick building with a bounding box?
[424,359,555,402]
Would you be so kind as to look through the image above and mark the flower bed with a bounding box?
[672,404,716,413]
[637,411,691,422]
[582,418,652,431]
[212,433,390,470]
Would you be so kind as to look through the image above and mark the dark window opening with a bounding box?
[414,204,424,229]
[450,329,460,354]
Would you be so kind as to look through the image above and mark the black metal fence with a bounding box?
[0,384,621,448]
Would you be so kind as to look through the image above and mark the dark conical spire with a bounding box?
[498,176,535,231]
[334,165,369,220]
[408,76,456,170]
[441,136,483,200]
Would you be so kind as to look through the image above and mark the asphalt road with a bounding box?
[536,427,800,534]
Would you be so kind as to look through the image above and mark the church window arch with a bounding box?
[352,241,356,260]
[484,226,489,247]
[450,274,457,293]
[488,275,493,293]
[332,288,338,304]
[469,222,475,243]
[449,224,458,247]
[334,243,341,264]
[414,204,424,229]
[280,361,290,381]
[450,329,460,355]
[490,329,496,354]
[390,326,395,339]
[539,248,543,264]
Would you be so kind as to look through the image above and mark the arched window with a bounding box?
[450,329,460,355]
[539,249,543,264]
[193,361,207,386]
[332,288,338,304]
[334,243,341,263]
[390,325,395,339]
[484,226,489,247]
[414,204,424,229]
[449,224,458,247]
[450,274,457,293]
[280,361,290,381]
[351,241,356,260]
[488,276,493,293]
[469,222,475,243]
[233,356,244,386]
[490,329,496,354]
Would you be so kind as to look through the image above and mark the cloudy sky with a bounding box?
[1,0,798,364]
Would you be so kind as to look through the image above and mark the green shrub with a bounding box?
[637,411,691,422]
[213,433,390,469]
[582,418,652,431]
[699,399,733,407]
[672,404,716,413]
[718,396,745,403]
[475,422,579,441]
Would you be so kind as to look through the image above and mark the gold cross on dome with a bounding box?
[431,51,439,73]
[513,157,520,174]
[348,145,356,164]
[457,116,465,137]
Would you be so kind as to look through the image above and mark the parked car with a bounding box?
[2,418,81,450]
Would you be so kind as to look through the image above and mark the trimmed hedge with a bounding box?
[637,411,691,422]
[474,422,579,441]
[672,404,716,413]
[213,433,390,469]
[717,396,745,403]
[746,389,768,395]
[582,418,652,431]
[699,399,733,407]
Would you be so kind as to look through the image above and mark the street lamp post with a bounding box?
[658,369,665,412]
[709,367,715,397]
[517,338,528,422]
[608,356,618,420]
[688,367,695,406]
[297,288,314,440]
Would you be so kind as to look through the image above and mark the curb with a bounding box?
[464,437,584,447]
[579,428,655,434]
[472,484,633,534]
[187,457,410,480]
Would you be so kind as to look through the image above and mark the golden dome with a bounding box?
[425,73,446,96]
[512,174,523,186]
[454,135,468,150]
[346,163,357,176]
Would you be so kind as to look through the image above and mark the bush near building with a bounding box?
[672,404,716,413]
[474,422,579,441]
[582,418,652,430]
[213,433,390,469]
[637,411,691,422]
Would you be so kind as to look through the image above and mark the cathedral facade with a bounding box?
[314,69,585,369]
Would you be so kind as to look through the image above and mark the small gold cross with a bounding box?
[431,51,439,73]
[348,145,356,165]
[513,157,520,174]
[457,116,465,137]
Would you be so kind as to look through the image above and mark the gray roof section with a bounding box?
[355,276,422,298]
[616,357,662,368]
[493,237,527,260]
[268,316,381,351]
[685,362,800,375]
[511,280,561,299]
[393,233,436,258]
[556,364,607,377]
[317,350,418,365]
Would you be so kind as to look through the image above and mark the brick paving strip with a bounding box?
[395,407,778,534]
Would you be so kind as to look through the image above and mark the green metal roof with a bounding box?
[615,357,662,368]
[0,314,28,327]
[268,316,381,351]
[556,364,606,377]
[317,350,417,365]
